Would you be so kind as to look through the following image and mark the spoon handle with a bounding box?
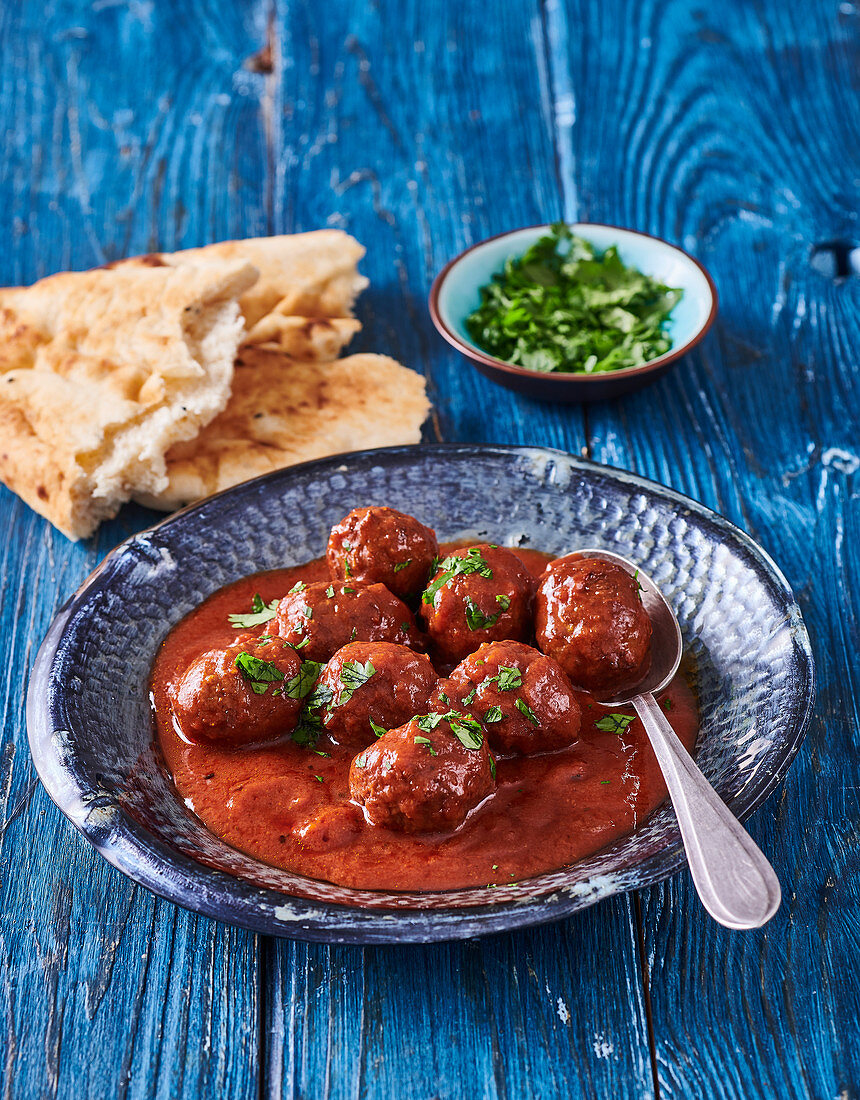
[632,692,781,929]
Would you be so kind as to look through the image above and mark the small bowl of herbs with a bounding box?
[429,223,717,402]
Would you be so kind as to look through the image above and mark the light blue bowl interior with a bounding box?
[437,224,715,362]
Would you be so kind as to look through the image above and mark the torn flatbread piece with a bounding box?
[125,231,368,333]
[0,258,257,539]
[135,348,430,511]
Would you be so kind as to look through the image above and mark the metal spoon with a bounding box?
[572,548,781,930]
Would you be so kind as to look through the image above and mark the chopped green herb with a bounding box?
[464,596,501,631]
[484,705,503,724]
[497,665,522,692]
[595,713,636,733]
[465,223,683,375]
[292,701,325,746]
[492,864,498,871]
[600,779,611,784]
[343,586,355,594]
[416,712,444,732]
[302,605,313,619]
[393,560,412,573]
[289,581,306,594]
[413,734,438,756]
[421,547,493,606]
[228,593,281,629]
[489,755,496,779]
[447,713,484,750]
[369,716,388,739]
[462,686,477,706]
[349,627,358,642]
[495,593,511,611]
[234,652,284,695]
[314,775,324,783]
[515,698,540,725]
[438,691,450,706]
[326,585,335,598]
[354,752,368,769]
[293,635,310,650]
[344,560,352,577]
[336,659,376,705]
[662,697,673,712]
[284,660,322,700]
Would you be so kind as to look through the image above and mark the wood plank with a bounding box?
[0,1,273,1095]
[262,2,653,1096]
[543,0,860,1095]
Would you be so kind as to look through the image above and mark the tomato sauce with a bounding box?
[150,547,697,893]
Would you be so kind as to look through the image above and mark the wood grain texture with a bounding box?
[0,0,858,1096]
[0,2,271,1096]
[542,1,860,1097]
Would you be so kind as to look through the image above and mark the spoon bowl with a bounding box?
[569,547,782,930]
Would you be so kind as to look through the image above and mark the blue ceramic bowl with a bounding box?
[430,224,718,402]
[27,445,812,943]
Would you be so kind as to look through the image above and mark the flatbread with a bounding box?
[134,348,430,510]
[122,231,368,333]
[0,258,257,538]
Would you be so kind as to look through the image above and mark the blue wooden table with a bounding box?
[1,1,858,1096]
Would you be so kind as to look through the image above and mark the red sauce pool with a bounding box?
[151,547,697,892]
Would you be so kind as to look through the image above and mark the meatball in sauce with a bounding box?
[168,634,304,745]
[349,712,495,834]
[327,506,439,602]
[535,556,652,694]
[448,640,582,755]
[311,641,438,749]
[274,580,425,662]
[418,543,536,666]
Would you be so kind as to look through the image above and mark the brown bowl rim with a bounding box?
[428,221,719,386]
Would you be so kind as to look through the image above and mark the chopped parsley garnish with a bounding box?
[393,560,412,573]
[465,222,682,375]
[343,586,355,594]
[489,755,496,779]
[336,660,376,705]
[484,705,503,724]
[314,775,324,783]
[289,581,306,594]
[447,713,484,750]
[291,709,323,747]
[662,698,673,712]
[464,596,501,631]
[302,605,313,619]
[293,635,310,650]
[349,627,358,642]
[344,560,352,577]
[495,593,511,610]
[515,698,539,725]
[595,713,637,733]
[283,660,322,700]
[413,735,438,756]
[234,652,284,695]
[369,717,388,739]
[421,547,493,606]
[600,780,611,785]
[496,666,522,692]
[228,593,280,629]
[462,686,477,706]
[414,710,483,750]
[354,752,368,768]
[326,585,335,598]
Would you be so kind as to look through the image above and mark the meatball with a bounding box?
[312,641,438,748]
[349,712,495,833]
[448,640,581,754]
[418,544,536,665]
[168,634,304,745]
[327,506,439,601]
[535,556,652,694]
[274,580,425,662]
